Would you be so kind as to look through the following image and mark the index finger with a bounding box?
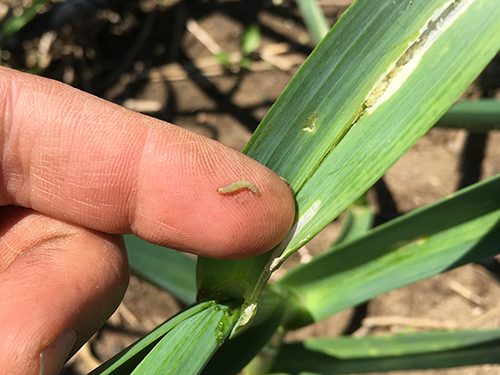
[0,67,295,259]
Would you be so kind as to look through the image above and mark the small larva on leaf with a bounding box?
[218,180,260,196]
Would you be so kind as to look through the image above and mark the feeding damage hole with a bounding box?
[302,114,318,132]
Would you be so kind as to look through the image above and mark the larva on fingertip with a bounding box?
[218,180,260,196]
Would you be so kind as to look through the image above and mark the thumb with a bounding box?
[0,207,128,375]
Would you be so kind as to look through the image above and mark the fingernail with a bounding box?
[39,329,77,375]
[279,176,295,198]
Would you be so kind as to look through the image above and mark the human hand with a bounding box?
[0,67,295,374]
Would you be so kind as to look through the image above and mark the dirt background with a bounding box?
[1,0,500,374]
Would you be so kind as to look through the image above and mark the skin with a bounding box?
[0,67,295,374]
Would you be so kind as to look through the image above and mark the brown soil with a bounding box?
[2,0,500,374]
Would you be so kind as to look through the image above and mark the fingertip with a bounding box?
[131,133,296,260]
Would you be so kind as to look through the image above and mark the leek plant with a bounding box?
[90,0,500,374]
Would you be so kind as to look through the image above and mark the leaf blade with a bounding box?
[272,329,500,374]
[277,174,500,324]
[295,0,330,44]
[126,235,197,305]
[276,0,500,258]
[87,302,215,375]
[130,302,240,375]
[435,99,500,132]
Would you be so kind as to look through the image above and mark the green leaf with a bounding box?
[330,194,374,247]
[88,302,216,375]
[197,0,500,325]
[130,302,240,375]
[246,0,500,261]
[272,329,500,374]
[125,235,196,305]
[295,0,330,44]
[277,174,500,324]
[302,329,500,358]
[0,0,49,46]
[213,51,232,68]
[435,99,500,132]
[241,23,261,56]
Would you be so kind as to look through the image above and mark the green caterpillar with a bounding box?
[217,180,260,196]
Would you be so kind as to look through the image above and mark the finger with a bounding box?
[0,67,295,259]
[0,206,129,375]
